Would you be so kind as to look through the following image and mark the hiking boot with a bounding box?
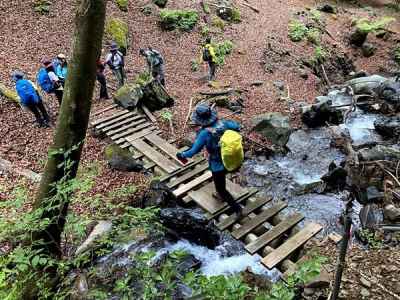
[212,192,222,200]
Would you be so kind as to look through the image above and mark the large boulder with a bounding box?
[114,83,143,110]
[374,116,400,140]
[159,207,220,248]
[345,75,387,95]
[359,145,400,161]
[75,220,113,256]
[377,80,400,112]
[104,144,143,172]
[114,78,174,111]
[251,112,292,146]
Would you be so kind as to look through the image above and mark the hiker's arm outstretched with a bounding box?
[180,130,207,158]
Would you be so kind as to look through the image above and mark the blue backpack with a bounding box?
[37,68,54,93]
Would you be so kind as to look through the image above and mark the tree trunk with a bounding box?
[32,0,106,258]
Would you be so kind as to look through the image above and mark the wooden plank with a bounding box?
[205,188,259,220]
[91,103,118,118]
[188,181,247,214]
[91,109,130,127]
[245,213,304,254]
[145,133,187,166]
[120,130,161,148]
[167,163,209,189]
[231,202,287,239]
[160,158,206,183]
[142,105,157,123]
[130,139,180,173]
[261,223,323,269]
[96,111,137,130]
[217,197,273,231]
[172,171,212,197]
[102,115,144,132]
[133,140,181,159]
[112,123,153,141]
[106,119,147,136]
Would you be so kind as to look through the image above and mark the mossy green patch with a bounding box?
[159,9,199,31]
[395,45,400,65]
[212,16,225,30]
[33,0,51,14]
[134,72,152,86]
[115,0,128,12]
[288,19,308,42]
[213,40,234,66]
[231,8,241,23]
[355,16,395,34]
[106,18,129,51]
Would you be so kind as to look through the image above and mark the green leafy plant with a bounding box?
[288,19,308,42]
[313,46,328,64]
[355,16,395,34]
[160,109,173,121]
[213,40,234,66]
[201,25,210,37]
[231,8,241,23]
[115,0,128,11]
[135,71,152,85]
[306,28,321,45]
[33,0,51,14]
[212,16,225,30]
[310,9,322,23]
[191,59,200,71]
[358,229,383,249]
[159,9,199,31]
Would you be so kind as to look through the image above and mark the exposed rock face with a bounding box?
[361,42,376,57]
[251,112,292,146]
[359,145,400,161]
[384,204,400,222]
[345,75,387,95]
[301,97,343,128]
[141,180,177,208]
[104,144,143,172]
[374,116,400,140]
[159,207,221,248]
[114,79,174,111]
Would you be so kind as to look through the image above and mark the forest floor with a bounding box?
[1,0,400,299]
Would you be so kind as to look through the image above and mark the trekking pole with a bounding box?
[330,198,354,300]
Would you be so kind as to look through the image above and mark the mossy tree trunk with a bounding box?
[32,0,106,258]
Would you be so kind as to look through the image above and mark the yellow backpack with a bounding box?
[219,130,244,172]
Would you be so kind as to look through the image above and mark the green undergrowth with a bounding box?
[33,0,51,14]
[354,16,395,34]
[213,40,234,66]
[115,0,128,11]
[105,18,129,51]
[159,9,199,31]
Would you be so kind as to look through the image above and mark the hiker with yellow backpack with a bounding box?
[177,104,244,218]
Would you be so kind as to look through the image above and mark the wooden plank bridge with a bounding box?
[90,105,323,277]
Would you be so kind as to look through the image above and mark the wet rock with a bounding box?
[384,204,400,222]
[318,4,336,14]
[71,273,89,300]
[377,80,400,112]
[361,42,376,57]
[153,0,168,8]
[349,70,369,79]
[173,283,193,299]
[176,254,202,276]
[345,75,387,95]
[75,220,112,256]
[303,287,316,296]
[359,145,400,161]
[374,116,400,139]
[159,207,220,248]
[321,162,347,191]
[251,112,292,146]
[241,267,273,290]
[104,144,143,172]
[301,97,342,128]
[142,180,177,208]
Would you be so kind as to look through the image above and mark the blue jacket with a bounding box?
[55,64,68,80]
[15,79,39,106]
[181,119,240,172]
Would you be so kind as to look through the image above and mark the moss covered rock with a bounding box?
[0,83,20,103]
[104,144,143,172]
[159,9,199,31]
[114,83,143,110]
[106,18,129,54]
[153,0,168,8]
[115,0,128,11]
[114,75,174,111]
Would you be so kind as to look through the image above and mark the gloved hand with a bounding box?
[176,152,188,164]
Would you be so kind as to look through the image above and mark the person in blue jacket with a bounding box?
[55,53,68,86]
[177,104,242,216]
[12,71,50,128]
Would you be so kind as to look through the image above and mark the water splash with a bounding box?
[155,239,280,280]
